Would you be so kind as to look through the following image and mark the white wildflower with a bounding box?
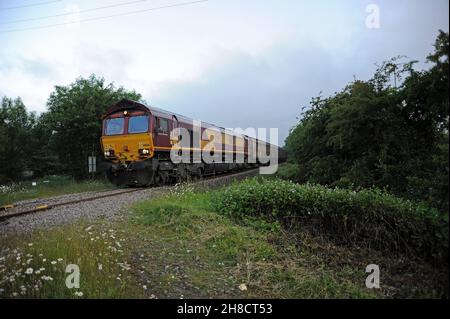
[74,291,83,297]
[41,275,53,281]
[238,283,248,291]
[117,262,130,271]
[25,268,33,275]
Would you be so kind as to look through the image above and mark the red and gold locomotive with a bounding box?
[100,99,286,186]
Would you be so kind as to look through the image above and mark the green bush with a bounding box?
[213,178,448,265]
[274,163,302,182]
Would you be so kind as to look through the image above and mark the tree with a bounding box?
[0,97,36,183]
[286,31,449,212]
[45,75,142,179]
[26,111,63,178]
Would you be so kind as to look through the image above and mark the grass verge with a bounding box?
[0,219,141,298]
[129,187,377,298]
[0,175,116,206]
[1,181,446,298]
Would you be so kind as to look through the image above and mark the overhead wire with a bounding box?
[1,0,153,25]
[0,0,62,11]
[0,0,208,33]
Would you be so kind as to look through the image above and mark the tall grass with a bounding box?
[0,222,141,298]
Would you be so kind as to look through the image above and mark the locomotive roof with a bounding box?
[104,99,265,142]
[104,99,221,129]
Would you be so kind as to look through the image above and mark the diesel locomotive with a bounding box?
[100,99,287,186]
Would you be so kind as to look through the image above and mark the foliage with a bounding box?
[0,97,36,183]
[0,75,142,182]
[45,75,142,179]
[285,31,449,213]
[213,178,449,266]
[274,162,302,182]
[0,97,65,183]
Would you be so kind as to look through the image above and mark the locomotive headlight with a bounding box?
[104,150,114,157]
[139,148,150,155]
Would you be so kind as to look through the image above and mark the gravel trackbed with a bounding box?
[0,169,259,236]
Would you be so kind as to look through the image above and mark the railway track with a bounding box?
[0,168,259,223]
[0,188,145,222]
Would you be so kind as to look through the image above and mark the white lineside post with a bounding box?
[88,155,96,179]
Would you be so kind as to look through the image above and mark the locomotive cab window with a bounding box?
[105,117,125,135]
[128,115,149,134]
[156,117,169,135]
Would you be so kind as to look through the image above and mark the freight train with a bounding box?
[100,99,287,186]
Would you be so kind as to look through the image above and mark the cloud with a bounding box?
[149,44,361,146]
[0,55,58,112]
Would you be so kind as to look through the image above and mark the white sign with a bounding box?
[88,156,96,173]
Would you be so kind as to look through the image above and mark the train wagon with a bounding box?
[100,99,286,186]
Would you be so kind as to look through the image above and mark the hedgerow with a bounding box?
[213,178,448,265]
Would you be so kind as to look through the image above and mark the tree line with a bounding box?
[285,31,449,213]
[0,75,141,183]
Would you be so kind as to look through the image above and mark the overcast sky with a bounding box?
[0,0,448,144]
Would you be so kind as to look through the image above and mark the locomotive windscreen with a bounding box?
[128,115,149,134]
[105,118,125,135]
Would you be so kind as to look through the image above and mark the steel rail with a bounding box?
[0,188,143,222]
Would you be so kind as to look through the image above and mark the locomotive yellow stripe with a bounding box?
[154,146,247,154]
